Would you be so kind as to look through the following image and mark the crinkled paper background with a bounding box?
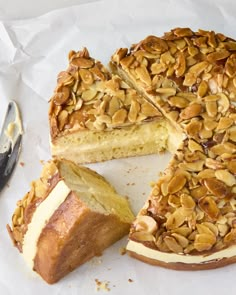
[0,0,236,294]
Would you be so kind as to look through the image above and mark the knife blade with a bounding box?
[0,101,23,192]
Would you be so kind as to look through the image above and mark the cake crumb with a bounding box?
[19,161,25,167]
[95,279,110,291]
[128,278,134,283]
[90,257,102,266]
[119,247,126,255]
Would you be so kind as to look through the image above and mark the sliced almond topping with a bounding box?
[188,139,203,152]
[197,80,208,97]
[197,169,216,181]
[112,108,127,125]
[166,208,186,230]
[169,96,189,108]
[180,103,202,120]
[167,174,186,194]
[215,170,236,187]
[151,63,167,74]
[172,226,192,237]
[135,66,151,85]
[188,61,209,76]
[79,69,94,84]
[217,93,230,113]
[179,160,205,172]
[191,186,208,200]
[224,228,236,244]
[216,117,233,130]
[164,236,183,253]
[196,223,215,237]
[131,231,155,242]
[218,223,229,237]
[81,88,97,101]
[198,196,220,220]
[168,195,181,208]
[180,194,195,210]
[202,222,218,236]
[194,233,216,251]
[207,49,230,63]
[141,101,160,117]
[204,178,230,199]
[120,55,135,68]
[205,158,225,170]
[171,233,189,248]
[58,110,69,130]
[107,96,120,116]
[228,160,236,174]
[206,101,218,117]
[71,57,94,68]
[175,52,186,77]
[53,86,70,105]
[128,100,140,122]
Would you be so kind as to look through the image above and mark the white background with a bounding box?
[0,0,236,294]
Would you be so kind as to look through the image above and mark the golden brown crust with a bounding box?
[34,192,130,284]
[8,159,133,283]
[127,249,236,270]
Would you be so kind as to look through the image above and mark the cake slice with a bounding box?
[111,28,236,269]
[7,159,134,283]
[49,48,167,164]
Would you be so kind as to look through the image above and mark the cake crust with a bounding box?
[127,249,236,271]
[7,159,134,284]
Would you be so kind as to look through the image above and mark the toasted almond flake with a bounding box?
[180,194,195,210]
[179,160,205,172]
[81,88,97,101]
[169,96,189,108]
[198,196,220,220]
[197,80,208,97]
[191,186,208,200]
[206,101,218,117]
[131,231,155,242]
[188,139,203,152]
[215,170,236,186]
[112,108,127,125]
[166,208,186,230]
[180,103,202,120]
[71,57,94,68]
[207,49,230,62]
[171,233,189,248]
[196,224,215,237]
[135,66,151,85]
[194,233,216,251]
[204,177,230,198]
[164,236,183,253]
[167,174,186,194]
[216,117,233,130]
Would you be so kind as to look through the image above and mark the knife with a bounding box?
[0,101,23,192]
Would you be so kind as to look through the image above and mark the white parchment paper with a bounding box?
[0,0,236,294]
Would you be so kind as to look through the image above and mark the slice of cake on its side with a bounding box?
[111,28,236,269]
[49,48,168,164]
[7,159,134,284]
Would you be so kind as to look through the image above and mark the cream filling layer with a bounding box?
[22,180,71,269]
[127,240,236,264]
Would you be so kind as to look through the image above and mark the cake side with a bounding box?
[7,159,134,283]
